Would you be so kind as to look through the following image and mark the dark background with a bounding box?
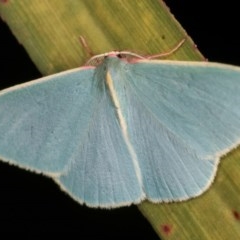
[0,1,239,239]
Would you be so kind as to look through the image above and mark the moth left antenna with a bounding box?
[79,36,95,57]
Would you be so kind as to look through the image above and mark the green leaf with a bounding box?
[0,0,202,75]
[1,1,240,239]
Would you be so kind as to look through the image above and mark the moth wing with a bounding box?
[57,76,142,208]
[112,61,240,201]
[0,68,99,174]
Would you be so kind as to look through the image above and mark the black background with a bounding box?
[0,1,239,239]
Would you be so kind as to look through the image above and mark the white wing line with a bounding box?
[105,72,145,196]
